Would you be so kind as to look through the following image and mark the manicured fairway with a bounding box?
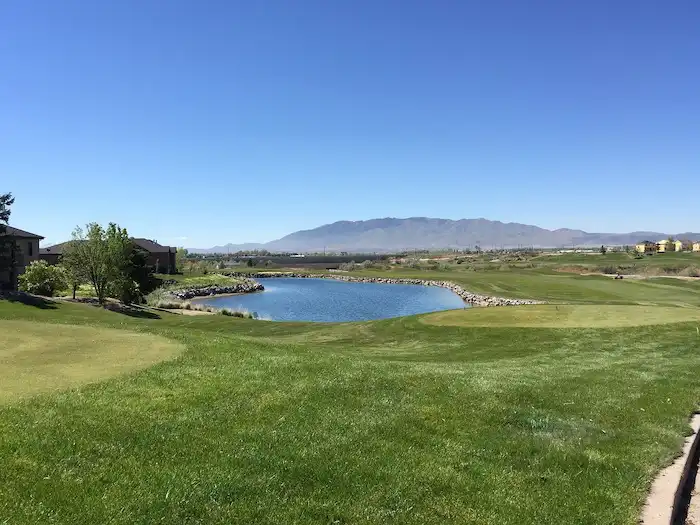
[1,270,700,524]
[421,304,700,328]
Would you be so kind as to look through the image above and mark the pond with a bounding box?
[191,277,468,322]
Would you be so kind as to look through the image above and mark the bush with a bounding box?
[18,260,67,296]
[680,267,700,278]
[220,308,257,319]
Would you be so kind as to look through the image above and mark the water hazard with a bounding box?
[191,277,468,322]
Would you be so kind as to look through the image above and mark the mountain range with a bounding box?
[190,217,700,254]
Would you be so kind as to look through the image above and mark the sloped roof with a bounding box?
[1,226,44,239]
[39,241,72,255]
[132,238,175,253]
[40,238,174,255]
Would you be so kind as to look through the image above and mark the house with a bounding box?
[679,240,694,252]
[635,241,657,254]
[657,239,684,253]
[39,237,177,274]
[131,238,177,274]
[694,242,700,252]
[0,226,44,290]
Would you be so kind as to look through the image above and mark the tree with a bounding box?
[119,246,158,303]
[18,260,67,296]
[600,245,607,255]
[62,223,131,303]
[0,193,16,287]
[59,261,85,300]
[175,247,188,272]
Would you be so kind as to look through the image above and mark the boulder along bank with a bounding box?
[172,279,264,300]
[225,272,544,307]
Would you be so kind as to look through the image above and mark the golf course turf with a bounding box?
[1,269,700,524]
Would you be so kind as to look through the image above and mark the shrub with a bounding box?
[680,267,700,278]
[18,260,67,296]
[220,308,257,319]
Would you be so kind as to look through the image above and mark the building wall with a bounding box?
[694,243,700,252]
[0,237,40,290]
[147,252,176,274]
[39,252,61,265]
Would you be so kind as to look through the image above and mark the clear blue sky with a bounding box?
[1,0,698,247]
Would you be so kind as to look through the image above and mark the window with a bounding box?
[28,242,33,257]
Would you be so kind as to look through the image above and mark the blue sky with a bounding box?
[1,0,698,247]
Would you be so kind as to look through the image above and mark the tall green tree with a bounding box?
[0,193,17,288]
[61,223,131,303]
[175,247,188,272]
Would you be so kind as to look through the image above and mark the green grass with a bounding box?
[0,319,182,402]
[350,267,700,306]
[2,277,700,524]
[421,304,700,328]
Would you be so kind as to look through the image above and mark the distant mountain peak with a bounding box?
[188,217,700,253]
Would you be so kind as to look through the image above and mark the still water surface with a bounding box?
[192,277,467,322]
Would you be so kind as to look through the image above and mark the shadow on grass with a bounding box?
[0,292,58,309]
[103,303,161,319]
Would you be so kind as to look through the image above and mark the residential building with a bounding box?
[0,226,44,290]
[131,238,177,274]
[656,239,684,253]
[694,242,700,252]
[39,237,177,274]
[679,240,694,252]
[635,241,657,254]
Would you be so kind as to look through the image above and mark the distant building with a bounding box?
[694,242,700,252]
[40,237,177,274]
[0,226,44,290]
[657,239,684,253]
[635,241,657,254]
[679,240,694,252]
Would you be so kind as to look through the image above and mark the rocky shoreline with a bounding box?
[171,279,264,300]
[225,272,544,307]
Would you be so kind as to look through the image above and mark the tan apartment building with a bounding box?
[635,241,657,254]
[657,239,686,253]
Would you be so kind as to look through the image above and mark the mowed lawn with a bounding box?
[2,272,700,524]
[354,267,700,306]
[0,319,183,403]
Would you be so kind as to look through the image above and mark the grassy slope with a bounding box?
[0,319,182,402]
[2,284,700,524]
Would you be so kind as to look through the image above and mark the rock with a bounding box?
[171,279,264,300]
